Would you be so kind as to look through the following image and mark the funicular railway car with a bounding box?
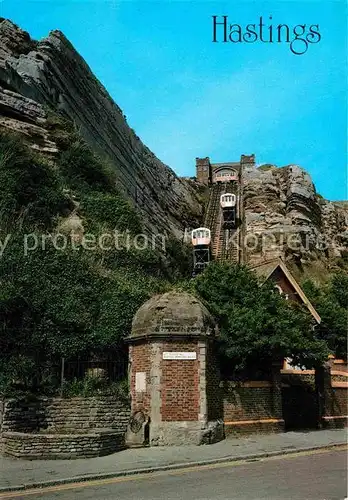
[191,227,211,247]
[220,193,236,209]
[220,193,237,227]
[191,228,211,275]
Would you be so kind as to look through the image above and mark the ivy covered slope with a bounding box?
[0,124,192,395]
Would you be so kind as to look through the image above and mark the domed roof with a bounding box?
[129,291,216,341]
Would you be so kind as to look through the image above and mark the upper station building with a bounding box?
[195,154,255,185]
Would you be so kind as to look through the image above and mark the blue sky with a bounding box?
[2,1,347,200]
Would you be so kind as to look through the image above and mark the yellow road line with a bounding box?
[1,445,346,499]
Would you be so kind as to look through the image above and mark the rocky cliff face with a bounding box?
[242,164,348,281]
[0,19,346,280]
[0,19,202,238]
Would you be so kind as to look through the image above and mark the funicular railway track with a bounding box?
[204,183,223,259]
[205,181,240,263]
[203,183,223,258]
[221,180,239,263]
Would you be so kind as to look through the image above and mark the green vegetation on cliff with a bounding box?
[0,125,190,396]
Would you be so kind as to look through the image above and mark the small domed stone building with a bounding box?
[126,291,224,446]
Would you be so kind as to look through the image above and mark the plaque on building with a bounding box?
[135,372,146,392]
[162,352,197,360]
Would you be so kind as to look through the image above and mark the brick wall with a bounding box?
[326,361,348,427]
[160,341,199,422]
[222,381,284,435]
[1,397,130,434]
[281,369,348,429]
[129,340,203,423]
[128,337,224,446]
[129,342,152,415]
[206,343,223,421]
[324,387,347,416]
[322,382,348,429]
[332,359,348,372]
[132,337,286,439]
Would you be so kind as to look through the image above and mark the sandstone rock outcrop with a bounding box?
[242,163,348,280]
[0,19,201,238]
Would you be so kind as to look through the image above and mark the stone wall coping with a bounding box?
[332,381,348,388]
[280,369,315,375]
[4,396,125,403]
[331,371,348,377]
[224,418,284,425]
[322,416,348,420]
[3,429,122,438]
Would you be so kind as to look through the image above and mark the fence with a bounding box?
[5,350,129,396]
[62,355,128,383]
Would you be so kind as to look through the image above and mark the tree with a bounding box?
[303,273,347,359]
[194,262,328,375]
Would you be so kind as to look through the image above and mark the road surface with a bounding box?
[1,448,346,500]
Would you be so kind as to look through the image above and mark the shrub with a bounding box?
[0,131,66,230]
[258,164,275,171]
[80,192,142,234]
[58,139,117,193]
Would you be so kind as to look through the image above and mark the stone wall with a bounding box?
[2,430,124,459]
[0,396,130,459]
[1,397,130,434]
[222,381,284,436]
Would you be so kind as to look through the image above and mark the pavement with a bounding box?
[7,449,346,500]
[0,429,346,493]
